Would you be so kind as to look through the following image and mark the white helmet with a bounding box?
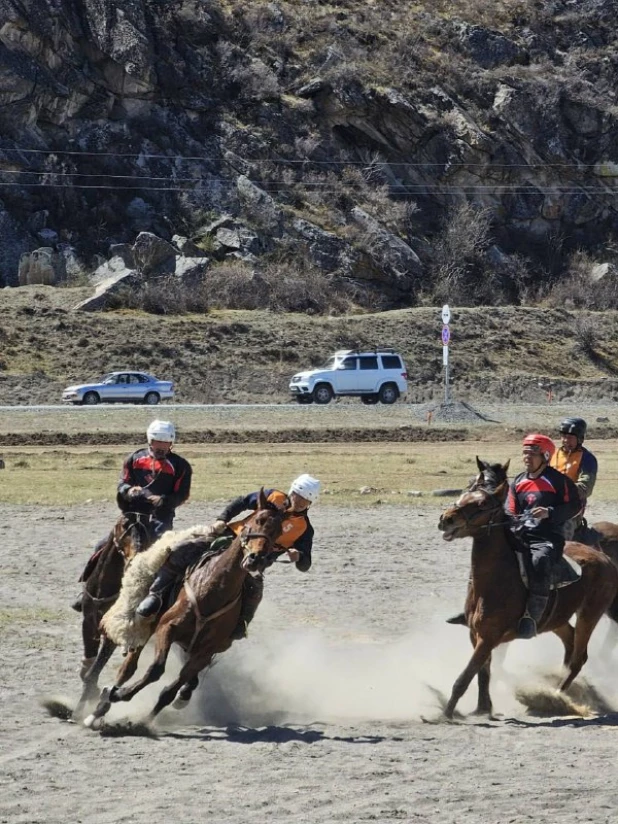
[289,474,321,503]
[147,419,176,444]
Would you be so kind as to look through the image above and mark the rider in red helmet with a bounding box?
[506,433,580,639]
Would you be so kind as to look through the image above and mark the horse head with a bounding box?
[439,477,509,542]
[239,488,285,575]
[113,512,151,565]
[468,457,510,492]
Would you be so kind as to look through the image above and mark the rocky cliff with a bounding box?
[0,0,617,308]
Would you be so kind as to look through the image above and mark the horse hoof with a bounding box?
[172,696,190,710]
[83,714,97,729]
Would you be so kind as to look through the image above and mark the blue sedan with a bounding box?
[62,372,175,406]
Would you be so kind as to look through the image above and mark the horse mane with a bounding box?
[101,524,212,649]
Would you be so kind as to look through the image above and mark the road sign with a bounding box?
[443,345,449,365]
[441,304,451,325]
[441,325,450,345]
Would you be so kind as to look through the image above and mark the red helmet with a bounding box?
[522,433,555,461]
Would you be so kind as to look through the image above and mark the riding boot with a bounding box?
[517,594,549,640]
[135,564,178,618]
[231,575,264,640]
[446,611,467,626]
[71,592,84,613]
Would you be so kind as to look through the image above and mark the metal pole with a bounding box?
[445,360,449,403]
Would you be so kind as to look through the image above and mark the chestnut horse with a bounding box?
[75,512,155,713]
[437,460,618,719]
[84,490,286,729]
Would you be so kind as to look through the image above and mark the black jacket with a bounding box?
[116,448,192,521]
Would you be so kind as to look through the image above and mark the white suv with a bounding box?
[289,349,408,405]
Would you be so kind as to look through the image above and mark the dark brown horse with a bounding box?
[74,512,155,716]
[84,490,286,730]
[437,461,618,719]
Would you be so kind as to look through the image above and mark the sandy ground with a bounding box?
[2,499,618,824]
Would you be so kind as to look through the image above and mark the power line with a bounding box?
[2,145,617,171]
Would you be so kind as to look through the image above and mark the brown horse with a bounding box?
[437,461,618,719]
[84,490,286,730]
[74,512,155,716]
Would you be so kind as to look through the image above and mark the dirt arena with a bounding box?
[2,499,618,824]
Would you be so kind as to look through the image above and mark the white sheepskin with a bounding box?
[101,525,212,649]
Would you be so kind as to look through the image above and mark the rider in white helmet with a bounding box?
[135,473,321,632]
[72,420,192,612]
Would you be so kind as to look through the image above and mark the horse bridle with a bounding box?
[113,512,152,556]
[452,488,507,533]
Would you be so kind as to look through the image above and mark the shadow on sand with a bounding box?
[165,722,394,745]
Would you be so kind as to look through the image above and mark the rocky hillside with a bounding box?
[0,0,617,309]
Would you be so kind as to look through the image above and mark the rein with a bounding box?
[457,490,508,533]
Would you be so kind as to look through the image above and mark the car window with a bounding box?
[138,374,151,383]
[116,374,128,384]
[320,357,337,370]
[359,356,378,370]
[128,375,141,385]
[381,355,402,369]
[339,357,357,370]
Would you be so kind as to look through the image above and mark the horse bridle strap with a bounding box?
[113,512,151,551]
[459,490,507,533]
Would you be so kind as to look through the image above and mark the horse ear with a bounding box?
[502,459,510,472]
[257,487,268,510]
[476,456,486,472]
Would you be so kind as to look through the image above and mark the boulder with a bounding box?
[90,255,135,286]
[292,218,346,272]
[350,207,423,286]
[172,235,206,257]
[174,256,210,283]
[131,232,176,276]
[237,175,282,233]
[18,247,66,286]
[73,269,139,311]
[214,225,261,256]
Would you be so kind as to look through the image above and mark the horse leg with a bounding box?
[445,637,494,719]
[80,604,102,681]
[473,653,493,716]
[173,676,199,709]
[111,621,176,705]
[73,635,117,720]
[148,653,213,722]
[552,623,575,668]
[82,647,145,729]
[558,615,596,693]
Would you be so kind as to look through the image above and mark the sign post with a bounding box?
[441,304,451,403]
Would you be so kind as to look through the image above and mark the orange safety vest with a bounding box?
[550,448,583,485]
[227,489,310,548]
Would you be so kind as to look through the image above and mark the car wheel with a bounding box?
[82,392,100,406]
[144,392,160,405]
[295,396,314,405]
[312,384,333,405]
[378,383,399,404]
[361,394,379,405]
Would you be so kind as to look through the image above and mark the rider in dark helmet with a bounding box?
[550,417,598,541]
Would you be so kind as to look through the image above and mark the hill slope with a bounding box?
[1,286,618,405]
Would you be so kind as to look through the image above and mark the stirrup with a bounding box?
[517,613,537,640]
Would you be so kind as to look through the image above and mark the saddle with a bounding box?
[162,535,233,613]
[508,531,582,591]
